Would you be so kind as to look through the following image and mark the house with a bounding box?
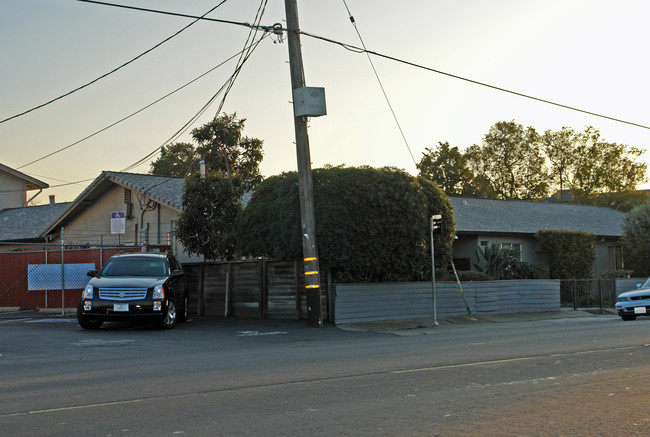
[40,171,191,259]
[0,162,49,210]
[0,197,71,244]
[450,196,626,277]
[5,168,627,274]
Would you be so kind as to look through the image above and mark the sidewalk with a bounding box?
[337,308,618,336]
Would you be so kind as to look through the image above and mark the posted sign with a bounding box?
[111,211,126,234]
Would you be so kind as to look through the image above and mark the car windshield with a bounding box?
[100,257,168,277]
[641,277,650,288]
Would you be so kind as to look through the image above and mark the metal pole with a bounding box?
[430,217,438,326]
[285,0,323,327]
[61,227,65,316]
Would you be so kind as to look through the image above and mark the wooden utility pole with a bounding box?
[284,0,323,327]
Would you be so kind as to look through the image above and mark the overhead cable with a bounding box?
[0,1,229,124]
[341,0,417,167]
[299,31,650,131]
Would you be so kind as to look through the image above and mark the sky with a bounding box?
[2,0,650,203]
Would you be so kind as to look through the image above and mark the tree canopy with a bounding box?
[235,166,455,282]
[418,121,647,207]
[170,113,264,260]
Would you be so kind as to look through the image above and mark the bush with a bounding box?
[535,230,595,279]
[235,166,455,282]
[455,271,492,281]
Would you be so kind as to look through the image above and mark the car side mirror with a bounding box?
[171,269,184,277]
[636,283,642,288]
[87,270,97,278]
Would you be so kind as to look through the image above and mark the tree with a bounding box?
[173,113,264,260]
[175,174,242,260]
[543,126,647,204]
[235,166,455,282]
[465,121,549,200]
[150,142,196,177]
[621,203,650,276]
[191,113,263,194]
[417,142,474,196]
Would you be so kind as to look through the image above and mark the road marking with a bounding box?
[391,346,641,374]
[236,331,287,337]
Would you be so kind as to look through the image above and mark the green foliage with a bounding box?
[416,142,474,196]
[535,230,596,279]
[150,142,196,177]
[191,113,264,192]
[421,121,647,204]
[464,121,549,200]
[456,271,492,281]
[621,202,650,276]
[472,242,542,280]
[235,166,455,283]
[175,175,242,260]
[149,113,264,194]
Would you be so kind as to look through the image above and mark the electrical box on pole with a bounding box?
[293,87,327,117]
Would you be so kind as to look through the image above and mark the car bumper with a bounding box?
[79,299,167,322]
[615,304,650,317]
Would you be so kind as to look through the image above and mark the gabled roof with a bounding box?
[0,202,71,242]
[42,171,184,237]
[450,196,626,238]
[0,163,48,190]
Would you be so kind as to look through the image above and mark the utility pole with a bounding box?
[284,0,323,327]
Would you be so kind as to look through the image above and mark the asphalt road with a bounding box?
[0,314,648,436]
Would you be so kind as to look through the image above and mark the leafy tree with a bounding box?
[536,230,595,279]
[173,113,264,260]
[542,126,577,196]
[235,166,455,282]
[191,113,263,194]
[465,121,549,200]
[621,202,650,276]
[175,174,241,260]
[543,126,647,204]
[417,142,474,196]
[150,142,196,177]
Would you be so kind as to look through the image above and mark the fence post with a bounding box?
[598,279,604,313]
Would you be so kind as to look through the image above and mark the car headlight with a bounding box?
[617,295,630,302]
[83,285,93,299]
[153,285,165,299]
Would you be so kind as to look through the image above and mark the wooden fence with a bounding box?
[183,259,330,320]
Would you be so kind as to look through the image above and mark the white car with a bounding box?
[615,278,650,321]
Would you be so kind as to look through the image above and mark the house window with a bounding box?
[500,243,522,261]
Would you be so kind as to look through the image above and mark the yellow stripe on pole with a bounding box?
[304,257,318,262]
[305,271,319,275]
[306,284,320,289]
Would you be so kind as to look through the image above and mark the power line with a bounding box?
[0,1,229,124]
[300,31,650,131]
[17,48,249,170]
[341,0,416,167]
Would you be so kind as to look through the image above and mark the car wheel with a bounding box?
[159,299,178,329]
[178,295,188,323]
[76,301,103,330]
[621,314,636,321]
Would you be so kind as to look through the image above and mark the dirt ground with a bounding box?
[437,369,650,436]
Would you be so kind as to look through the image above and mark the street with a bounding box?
[0,314,648,436]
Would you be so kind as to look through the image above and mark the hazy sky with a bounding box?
[2,0,650,203]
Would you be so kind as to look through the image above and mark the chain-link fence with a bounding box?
[0,242,169,320]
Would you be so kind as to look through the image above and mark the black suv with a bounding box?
[77,252,188,330]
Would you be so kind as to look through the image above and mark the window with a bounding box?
[500,243,522,261]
